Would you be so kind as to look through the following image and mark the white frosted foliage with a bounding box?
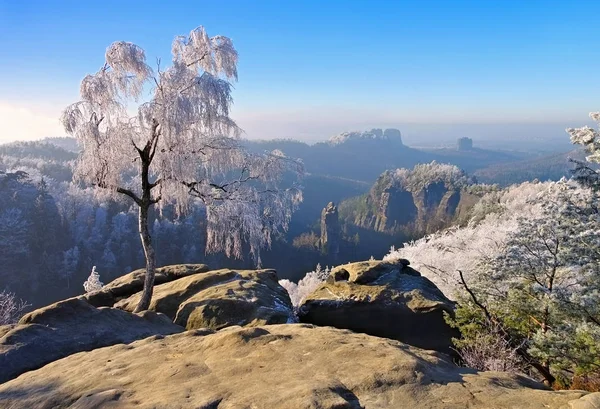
[384,180,584,298]
[83,266,104,293]
[279,263,330,308]
[61,26,303,262]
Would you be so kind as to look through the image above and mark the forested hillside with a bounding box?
[0,132,578,308]
[387,177,600,387]
[473,149,587,185]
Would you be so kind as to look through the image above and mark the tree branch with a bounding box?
[95,180,142,206]
[459,270,493,322]
[186,50,210,68]
[149,178,162,190]
[116,187,142,206]
[457,270,556,385]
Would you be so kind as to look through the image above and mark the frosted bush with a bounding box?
[280,264,330,308]
[83,266,104,293]
[455,323,525,373]
[0,290,28,325]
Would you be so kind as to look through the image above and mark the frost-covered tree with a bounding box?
[567,112,600,196]
[83,266,104,293]
[0,208,30,265]
[62,245,80,288]
[62,26,302,311]
[450,183,600,385]
[279,263,329,310]
[387,179,600,386]
[0,290,28,325]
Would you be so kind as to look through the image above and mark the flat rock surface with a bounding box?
[115,268,295,330]
[299,260,458,352]
[83,264,210,307]
[0,324,592,409]
[0,298,183,384]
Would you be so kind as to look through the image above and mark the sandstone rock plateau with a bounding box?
[0,324,596,409]
[114,268,295,330]
[1,263,599,408]
[0,298,182,384]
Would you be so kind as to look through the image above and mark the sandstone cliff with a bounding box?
[339,162,484,234]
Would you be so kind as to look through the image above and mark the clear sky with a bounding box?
[0,0,599,145]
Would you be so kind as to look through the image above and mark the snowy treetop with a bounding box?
[328,128,402,146]
[60,26,303,261]
[383,161,472,192]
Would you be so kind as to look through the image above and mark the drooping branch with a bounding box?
[569,158,600,192]
[186,50,210,68]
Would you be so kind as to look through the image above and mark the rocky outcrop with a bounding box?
[372,182,418,231]
[412,180,462,231]
[340,163,477,234]
[0,298,182,384]
[115,269,295,330]
[83,264,210,307]
[383,127,403,141]
[0,324,594,408]
[457,137,474,151]
[320,201,341,258]
[298,259,458,353]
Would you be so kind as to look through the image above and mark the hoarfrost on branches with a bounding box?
[567,111,600,190]
[83,266,104,293]
[0,290,28,325]
[384,180,582,298]
[279,264,330,309]
[61,26,303,311]
[453,322,525,373]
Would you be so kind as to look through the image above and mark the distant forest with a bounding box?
[0,132,579,308]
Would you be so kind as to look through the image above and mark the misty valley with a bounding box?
[0,131,580,308]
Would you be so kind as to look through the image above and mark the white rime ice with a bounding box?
[83,266,104,293]
[62,26,302,311]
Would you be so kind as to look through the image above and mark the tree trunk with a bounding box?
[135,202,156,312]
[133,123,160,312]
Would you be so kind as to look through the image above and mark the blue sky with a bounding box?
[0,0,598,145]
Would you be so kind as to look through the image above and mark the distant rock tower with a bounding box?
[321,202,341,259]
[457,137,473,151]
[383,128,403,145]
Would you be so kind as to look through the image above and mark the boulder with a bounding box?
[83,264,210,307]
[299,259,458,352]
[0,324,592,408]
[0,298,183,384]
[115,268,295,330]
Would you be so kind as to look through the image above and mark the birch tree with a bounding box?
[61,26,303,312]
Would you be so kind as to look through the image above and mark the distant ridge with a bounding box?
[328,128,403,145]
